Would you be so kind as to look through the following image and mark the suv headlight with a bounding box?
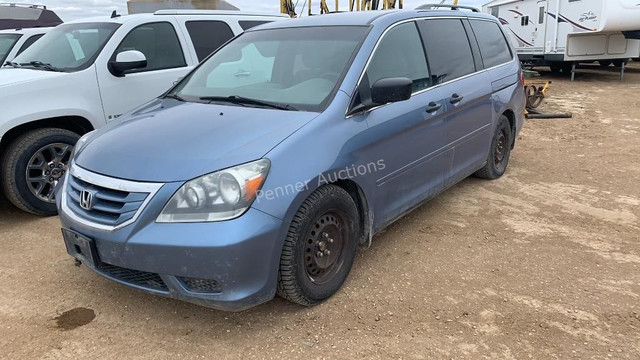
[157,159,270,223]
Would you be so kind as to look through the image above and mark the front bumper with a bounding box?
[56,176,284,312]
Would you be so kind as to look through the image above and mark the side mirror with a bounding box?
[109,50,147,77]
[371,77,413,105]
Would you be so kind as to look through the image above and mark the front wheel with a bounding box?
[474,116,513,180]
[277,185,360,306]
[1,128,79,215]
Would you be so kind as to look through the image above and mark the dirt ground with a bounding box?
[1,63,639,360]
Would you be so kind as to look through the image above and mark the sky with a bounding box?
[11,0,487,21]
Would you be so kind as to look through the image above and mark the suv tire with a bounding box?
[1,128,79,216]
[277,185,360,306]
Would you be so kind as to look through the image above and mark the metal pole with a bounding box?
[621,60,626,81]
[571,62,576,82]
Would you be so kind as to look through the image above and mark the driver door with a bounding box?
[96,20,192,121]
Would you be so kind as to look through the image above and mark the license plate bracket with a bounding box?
[62,228,99,268]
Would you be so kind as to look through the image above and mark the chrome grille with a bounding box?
[66,175,148,226]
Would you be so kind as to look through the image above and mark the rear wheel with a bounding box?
[1,128,79,215]
[474,116,512,180]
[277,185,360,306]
[612,59,625,68]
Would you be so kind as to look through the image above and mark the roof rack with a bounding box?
[416,4,479,12]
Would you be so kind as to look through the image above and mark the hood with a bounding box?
[75,99,319,182]
[0,67,66,88]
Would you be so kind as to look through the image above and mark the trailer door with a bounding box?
[534,0,550,53]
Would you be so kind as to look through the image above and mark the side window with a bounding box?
[17,34,44,56]
[419,19,475,84]
[470,20,512,68]
[365,22,430,92]
[114,22,186,73]
[185,21,235,62]
[538,7,545,24]
[521,16,530,26]
[239,21,271,31]
[490,7,499,18]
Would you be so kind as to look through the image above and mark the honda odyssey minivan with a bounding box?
[57,9,525,311]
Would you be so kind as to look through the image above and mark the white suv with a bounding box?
[0,10,286,215]
[0,27,50,65]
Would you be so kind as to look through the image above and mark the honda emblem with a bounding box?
[79,190,94,210]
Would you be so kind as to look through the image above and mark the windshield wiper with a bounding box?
[3,61,19,68]
[164,93,186,102]
[19,61,63,72]
[199,95,296,111]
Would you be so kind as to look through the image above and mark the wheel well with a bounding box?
[502,110,516,148]
[0,116,93,154]
[331,179,371,246]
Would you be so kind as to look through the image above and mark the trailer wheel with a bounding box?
[612,59,626,68]
[599,60,612,68]
[549,64,562,74]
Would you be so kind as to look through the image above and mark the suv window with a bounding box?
[239,20,271,31]
[114,22,186,73]
[185,21,235,62]
[16,34,44,56]
[418,19,475,85]
[469,20,512,68]
[365,22,430,92]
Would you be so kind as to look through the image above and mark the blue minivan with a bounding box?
[57,9,525,311]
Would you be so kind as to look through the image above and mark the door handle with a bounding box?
[425,101,442,113]
[234,70,251,77]
[449,93,464,104]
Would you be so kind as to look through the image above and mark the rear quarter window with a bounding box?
[469,20,512,69]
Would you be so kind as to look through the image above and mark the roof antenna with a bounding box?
[111,10,121,18]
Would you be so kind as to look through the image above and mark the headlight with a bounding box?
[156,159,270,223]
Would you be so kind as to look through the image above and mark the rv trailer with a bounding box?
[483,0,640,74]
[0,3,62,30]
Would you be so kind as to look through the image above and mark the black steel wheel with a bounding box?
[474,116,512,180]
[1,128,79,215]
[277,185,360,306]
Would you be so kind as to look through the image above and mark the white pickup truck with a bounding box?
[0,10,286,215]
[0,27,50,65]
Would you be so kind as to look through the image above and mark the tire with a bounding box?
[474,116,512,180]
[633,58,640,62]
[1,128,79,216]
[277,185,360,306]
[549,63,562,74]
[599,60,612,67]
[612,59,625,68]
[561,62,574,74]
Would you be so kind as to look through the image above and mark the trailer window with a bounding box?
[538,7,545,24]
[418,19,476,84]
[521,16,529,26]
[469,20,512,68]
[490,7,499,18]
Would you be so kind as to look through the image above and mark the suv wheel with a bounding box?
[1,128,79,215]
[474,116,512,180]
[277,185,360,306]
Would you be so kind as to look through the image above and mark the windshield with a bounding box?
[170,26,369,112]
[11,22,119,72]
[0,34,20,64]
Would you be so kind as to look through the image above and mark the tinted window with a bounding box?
[0,34,20,64]
[186,21,234,62]
[239,21,271,31]
[366,22,430,92]
[16,34,44,56]
[419,19,475,84]
[115,22,186,72]
[470,20,512,68]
